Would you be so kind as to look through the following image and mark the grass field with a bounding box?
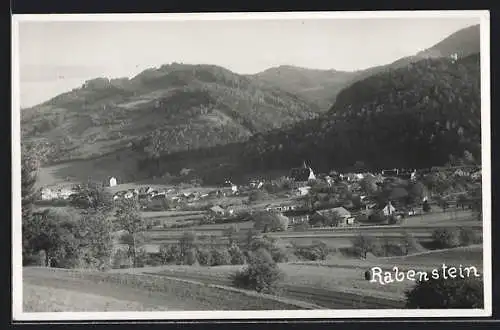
[121,244,484,301]
[120,263,414,300]
[380,244,483,267]
[23,267,315,311]
[24,283,169,312]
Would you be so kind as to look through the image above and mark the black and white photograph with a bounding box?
[12,11,491,320]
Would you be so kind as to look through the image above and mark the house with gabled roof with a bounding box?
[313,207,354,227]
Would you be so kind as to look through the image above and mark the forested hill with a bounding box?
[21,63,320,164]
[251,25,480,111]
[240,53,481,173]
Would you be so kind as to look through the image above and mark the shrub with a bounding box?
[184,248,198,265]
[210,248,232,266]
[231,248,284,294]
[458,227,480,246]
[401,232,425,255]
[196,248,213,266]
[405,277,483,308]
[432,228,461,249]
[159,244,183,264]
[249,236,288,263]
[253,211,289,232]
[294,241,330,261]
[228,244,246,265]
[293,222,311,232]
[112,249,132,269]
[351,234,376,259]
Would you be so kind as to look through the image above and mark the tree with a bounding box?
[409,182,428,203]
[115,198,146,267]
[70,180,114,214]
[76,211,114,269]
[179,231,198,258]
[405,277,483,308]
[253,211,289,233]
[351,234,375,259]
[463,150,476,165]
[21,144,39,222]
[360,176,379,195]
[422,200,431,213]
[23,209,80,267]
[223,225,239,245]
[21,145,40,260]
[228,243,246,265]
[144,129,164,174]
[210,248,232,266]
[432,228,461,249]
[231,248,284,294]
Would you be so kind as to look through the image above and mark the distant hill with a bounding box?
[252,24,480,110]
[21,63,320,164]
[241,53,481,172]
[252,66,356,110]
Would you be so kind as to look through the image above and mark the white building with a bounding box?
[382,202,396,216]
[109,177,117,187]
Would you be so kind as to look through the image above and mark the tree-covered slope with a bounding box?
[251,25,479,112]
[21,63,320,164]
[241,53,481,172]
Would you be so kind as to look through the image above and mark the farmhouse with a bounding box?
[382,201,397,216]
[265,202,299,213]
[209,205,225,216]
[282,209,313,224]
[290,162,316,182]
[295,186,311,196]
[313,207,354,227]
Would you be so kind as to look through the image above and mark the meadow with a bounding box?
[23,267,318,312]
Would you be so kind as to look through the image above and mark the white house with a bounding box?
[382,202,396,216]
[296,186,311,196]
[40,188,58,201]
[109,177,117,187]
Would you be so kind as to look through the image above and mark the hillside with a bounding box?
[21,63,320,165]
[240,53,481,172]
[252,24,480,111]
[252,66,357,109]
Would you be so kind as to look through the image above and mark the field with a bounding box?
[24,283,169,312]
[23,267,318,312]
[381,244,483,267]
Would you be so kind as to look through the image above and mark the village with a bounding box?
[36,161,482,246]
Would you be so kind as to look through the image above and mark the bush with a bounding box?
[405,277,483,308]
[294,241,330,261]
[293,222,311,232]
[249,236,288,263]
[197,248,213,266]
[210,248,232,266]
[351,234,376,259]
[184,248,198,265]
[432,228,461,249]
[159,244,183,264]
[401,232,425,255]
[231,248,284,294]
[112,249,132,269]
[458,227,481,246]
[228,244,246,265]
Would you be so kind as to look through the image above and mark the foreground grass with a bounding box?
[24,283,167,312]
[124,263,412,300]
[23,267,315,311]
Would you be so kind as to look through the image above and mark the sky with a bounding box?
[16,16,480,108]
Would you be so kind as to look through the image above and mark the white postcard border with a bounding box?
[11,10,492,321]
